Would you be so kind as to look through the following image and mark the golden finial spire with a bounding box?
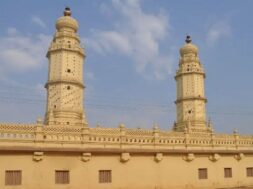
[64,6,71,16]
[185,35,192,43]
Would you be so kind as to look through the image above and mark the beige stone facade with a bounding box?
[0,7,253,189]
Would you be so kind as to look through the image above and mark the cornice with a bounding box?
[175,96,207,104]
[175,71,206,79]
[0,145,253,155]
[45,79,84,89]
[46,45,85,57]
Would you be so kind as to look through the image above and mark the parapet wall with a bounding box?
[0,123,252,154]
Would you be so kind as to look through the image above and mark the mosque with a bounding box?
[0,7,253,189]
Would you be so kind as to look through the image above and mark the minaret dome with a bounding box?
[180,35,198,56]
[56,7,78,32]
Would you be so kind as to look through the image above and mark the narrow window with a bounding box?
[67,69,71,73]
[224,168,232,178]
[5,170,22,185]
[55,170,69,184]
[99,170,112,183]
[247,167,253,177]
[198,168,208,179]
[67,86,71,90]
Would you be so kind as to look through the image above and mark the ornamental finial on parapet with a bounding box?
[36,117,43,125]
[207,118,213,130]
[233,129,238,135]
[119,123,125,129]
[153,123,159,131]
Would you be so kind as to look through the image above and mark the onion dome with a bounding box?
[55,7,79,32]
[180,35,198,56]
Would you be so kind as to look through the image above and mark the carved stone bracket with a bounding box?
[154,153,163,163]
[33,152,44,162]
[81,153,91,162]
[183,153,195,162]
[120,153,130,163]
[209,153,220,162]
[234,153,244,161]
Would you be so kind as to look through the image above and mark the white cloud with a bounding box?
[0,28,51,77]
[206,19,231,46]
[31,16,47,29]
[85,0,173,80]
[7,27,19,35]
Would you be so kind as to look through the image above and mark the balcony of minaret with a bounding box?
[47,41,84,57]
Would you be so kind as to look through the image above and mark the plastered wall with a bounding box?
[0,153,252,189]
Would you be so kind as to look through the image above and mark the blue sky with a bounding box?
[0,0,253,134]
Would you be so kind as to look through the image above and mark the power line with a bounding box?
[0,95,253,117]
[0,87,253,117]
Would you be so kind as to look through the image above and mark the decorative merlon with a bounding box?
[33,152,44,162]
[81,153,91,162]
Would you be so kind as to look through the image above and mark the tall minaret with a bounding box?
[174,36,208,132]
[44,7,87,126]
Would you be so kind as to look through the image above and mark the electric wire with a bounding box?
[0,88,252,117]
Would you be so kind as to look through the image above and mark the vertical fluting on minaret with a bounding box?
[44,7,87,126]
[174,36,208,132]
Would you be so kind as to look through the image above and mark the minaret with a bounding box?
[44,7,87,126]
[174,36,208,132]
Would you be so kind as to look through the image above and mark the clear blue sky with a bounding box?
[0,0,252,134]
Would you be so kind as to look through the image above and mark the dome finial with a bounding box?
[64,6,71,16]
[185,35,192,44]
[180,35,198,56]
